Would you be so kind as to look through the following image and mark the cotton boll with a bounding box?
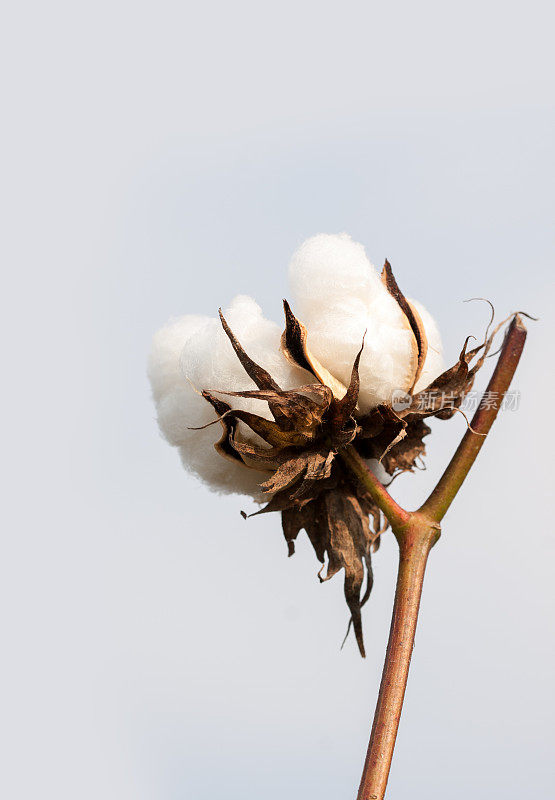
[289,234,419,412]
[409,299,445,393]
[149,240,446,498]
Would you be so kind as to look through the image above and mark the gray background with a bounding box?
[2,2,554,798]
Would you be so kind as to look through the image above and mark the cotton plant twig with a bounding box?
[350,314,528,800]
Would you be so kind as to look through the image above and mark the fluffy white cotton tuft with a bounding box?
[289,232,385,311]
[148,295,306,498]
[289,233,429,412]
[148,314,209,404]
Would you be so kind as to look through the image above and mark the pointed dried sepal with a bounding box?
[281,300,351,400]
[381,260,428,392]
[327,334,365,431]
[219,309,281,392]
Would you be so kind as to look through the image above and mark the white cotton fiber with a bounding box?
[148,295,306,497]
[289,233,385,312]
[289,234,422,412]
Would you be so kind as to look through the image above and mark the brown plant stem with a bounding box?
[356,514,439,800]
[350,313,528,800]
